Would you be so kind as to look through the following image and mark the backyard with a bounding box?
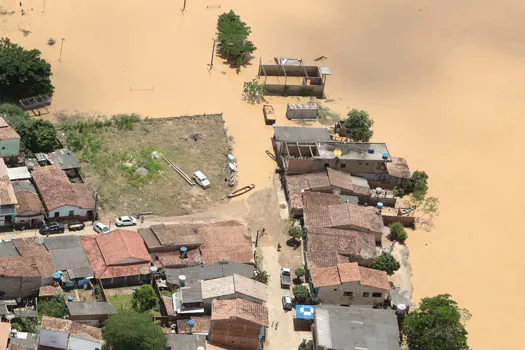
[57,114,232,217]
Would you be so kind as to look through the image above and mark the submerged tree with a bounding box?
[371,252,400,276]
[342,109,374,142]
[217,10,256,67]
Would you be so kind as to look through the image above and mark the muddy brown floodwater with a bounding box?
[2,0,525,347]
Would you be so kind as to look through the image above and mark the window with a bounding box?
[333,288,338,291]
[362,292,370,297]
[343,291,353,297]
[324,163,329,168]
[358,162,363,166]
[1,147,4,150]
[54,212,60,218]
[372,292,382,298]
[340,163,346,169]
[68,210,75,216]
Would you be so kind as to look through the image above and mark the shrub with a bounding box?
[342,109,374,142]
[38,294,67,319]
[371,252,401,276]
[131,284,158,313]
[388,222,408,243]
[295,267,305,279]
[17,118,60,155]
[253,270,270,285]
[293,285,310,303]
[288,226,303,242]
[243,79,266,103]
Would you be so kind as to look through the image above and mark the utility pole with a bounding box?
[58,37,65,62]
[209,39,217,69]
[182,0,187,13]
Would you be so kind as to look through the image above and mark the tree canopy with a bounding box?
[102,310,167,350]
[288,226,303,241]
[17,118,60,154]
[0,103,29,130]
[388,222,408,244]
[342,109,374,142]
[371,252,400,276]
[38,294,67,319]
[404,294,470,350]
[293,285,310,303]
[131,284,158,313]
[399,170,429,200]
[217,10,256,67]
[295,266,305,279]
[0,38,54,102]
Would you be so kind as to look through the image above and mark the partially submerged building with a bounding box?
[313,305,400,350]
[309,262,390,306]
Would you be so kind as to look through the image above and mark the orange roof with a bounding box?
[310,262,390,291]
[12,237,55,278]
[0,118,20,140]
[212,298,268,326]
[309,266,340,287]
[0,158,17,205]
[304,204,384,234]
[337,262,361,283]
[41,316,102,340]
[0,322,10,350]
[177,316,211,334]
[96,230,150,265]
[359,266,391,290]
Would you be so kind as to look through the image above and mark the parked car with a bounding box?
[39,222,65,235]
[282,294,293,310]
[67,222,85,231]
[193,171,211,188]
[280,267,292,289]
[93,222,110,234]
[115,216,138,227]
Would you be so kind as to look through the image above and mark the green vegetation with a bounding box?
[0,103,29,130]
[131,284,158,313]
[0,38,54,102]
[102,310,167,350]
[288,226,303,242]
[293,285,310,303]
[120,147,164,187]
[217,10,256,67]
[295,266,305,279]
[38,294,67,319]
[317,104,340,126]
[398,170,429,200]
[404,294,470,350]
[243,79,266,103]
[11,317,38,333]
[107,294,133,311]
[93,285,105,302]
[388,222,408,244]
[342,109,374,142]
[17,118,60,155]
[371,252,401,276]
[253,269,270,285]
[298,340,314,350]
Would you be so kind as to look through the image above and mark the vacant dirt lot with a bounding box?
[77,115,232,217]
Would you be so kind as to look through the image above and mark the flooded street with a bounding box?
[2,0,525,347]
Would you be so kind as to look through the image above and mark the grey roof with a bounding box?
[167,334,206,350]
[44,235,82,250]
[165,262,253,285]
[339,195,359,205]
[315,305,400,350]
[45,149,80,170]
[67,301,116,316]
[44,236,93,278]
[14,308,38,318]
[0,241,21,257]
[317,142,391,161]
[12,180,37,194]
[273,126,331,143]
[180,283,203,303]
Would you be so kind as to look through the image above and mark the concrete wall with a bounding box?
[49,205,89,219]
[204,292,264,308]
[100,275,147,289]
[0,276,40,299]
[0,138,20,157]
[314,281,386,306]
[382,215,416,229]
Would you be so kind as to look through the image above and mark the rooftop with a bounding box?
[31,165,94,210]
[0,241,20,257]
[0,321,10,350]
[7,167,31,181]
[201,274,267,302]
[44,235,93,279]
[14,190,44,216]
[41,316,102,341]
[155,249,202,268]
[317,142,391,161]
[212,298,269,326]
[96,230,151,265]
[0,158,17,205]
[176,316,211,334]
[165,262,254,285]
[39,285,62,298]
[167,334,207,350]
[67,301,116,316]
[0,117,20,140]
[304,204,384,234]
[309,266,341,287]
[314,305,400,350]
[386,157,411,179]
[43,148,80,171]
[12,237,55,278]
[181,282,204,303]
[273,126,331,143]
[310,263,390,291]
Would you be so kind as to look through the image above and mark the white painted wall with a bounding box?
[49,205,89,218]
[69,335,102,350]
[316,281,386,305]
[0,138,20,157]
[39,329,68,349]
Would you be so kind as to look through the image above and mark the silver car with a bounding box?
[93,222,110,234]
[115,216,138,227]
[282,294,292,310]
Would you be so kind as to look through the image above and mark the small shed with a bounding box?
[294,304,315,331]
[286,103,318,120]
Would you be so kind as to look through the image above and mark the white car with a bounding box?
[115,216,138,227]
[193,171,211,188]
[93,222,110,234]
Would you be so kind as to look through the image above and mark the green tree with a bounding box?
[253,269,270,285]
[217,10,256,67]
[243,79,266,103]
[0,38,54,102]
[400,170,429,200]
[404,294,470,350]
[102,310,167,350]
[0,103,29,130]
[131,284,158,313]
[342,109,374,142]
[371,252,400,276]
[298,339,314,350]
[293,285,310,303]
[17,118,59,154]
[388,222,408,244]
[295,266,305,279]
[38,294,67,319]
[288,226,303,242]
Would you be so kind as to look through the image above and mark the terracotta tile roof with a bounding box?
[32,166,94,211]
[147,223,205,247]
[307,228,376,263]
[41,316,102,341]
[206,342,232,350]
[12,237,55,278]
[0,322,9,350]
[212,299,268,326]
[39,285,62,297]
[358,266,390,290]
[80,235,151,279]
[0,158,17,205]
[285,174,311,210]
[326,168,354,191]
[156,249,202,268]
[96,230,150,265]
[162,295,175,316]
[310,266,341,287]
[304,204,383,234]
[0,257,40,277]
[199,223,253,264]
[307,250,348,268]
[0,118,20,140]
[305,172,330,190]
[233,274,268,302]
[337,262,361,283]
[14,190,44,216]
[177,316,211,334]
[386,157,411,178]
[302,191,341,209]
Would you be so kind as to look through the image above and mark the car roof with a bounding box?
[95,222,107,227]
[194,171,206,178]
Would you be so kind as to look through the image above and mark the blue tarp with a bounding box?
[295,305,315,320]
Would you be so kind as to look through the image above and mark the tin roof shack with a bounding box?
[306,228,376,268]
[0,158,17,227]
[309,263,390,306]
[304,204,384,243]
[0,117,21,159]
[12,180,44,229]
[209,298,269,350]
[138,220,253,268]
[31,166,95,222]
[39,316,102,350]
[66,301,116,327]
[80,230,152,288]
[201,274,268,307]
[313,305,400,350]
[43,236,94,288]
[35,149,81,178]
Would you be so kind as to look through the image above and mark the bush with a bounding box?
[217,10,256,67]
[131,284,158,313]
[94,285,104,302]
[243,79,266,103]
[293,285,310,303]
[0,38,54,102]
[371,252,401,276]
[388,222,408,244]
[253,270,270,285]
[295,267,305,279]
[17,118,60,155]
[399,170,429,200]
[288,226,303,241]
[342,109,374,142]
[38,294,67,319]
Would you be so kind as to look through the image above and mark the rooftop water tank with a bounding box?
[188,320,195,328]
[180,246,188,258]
[67,296,74,302]
[367,147,375,154]
[396,304,407,315]
[178,275,187,287]
[375,187,382,194]
[377,202,384,210]
[382,152,389,160]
